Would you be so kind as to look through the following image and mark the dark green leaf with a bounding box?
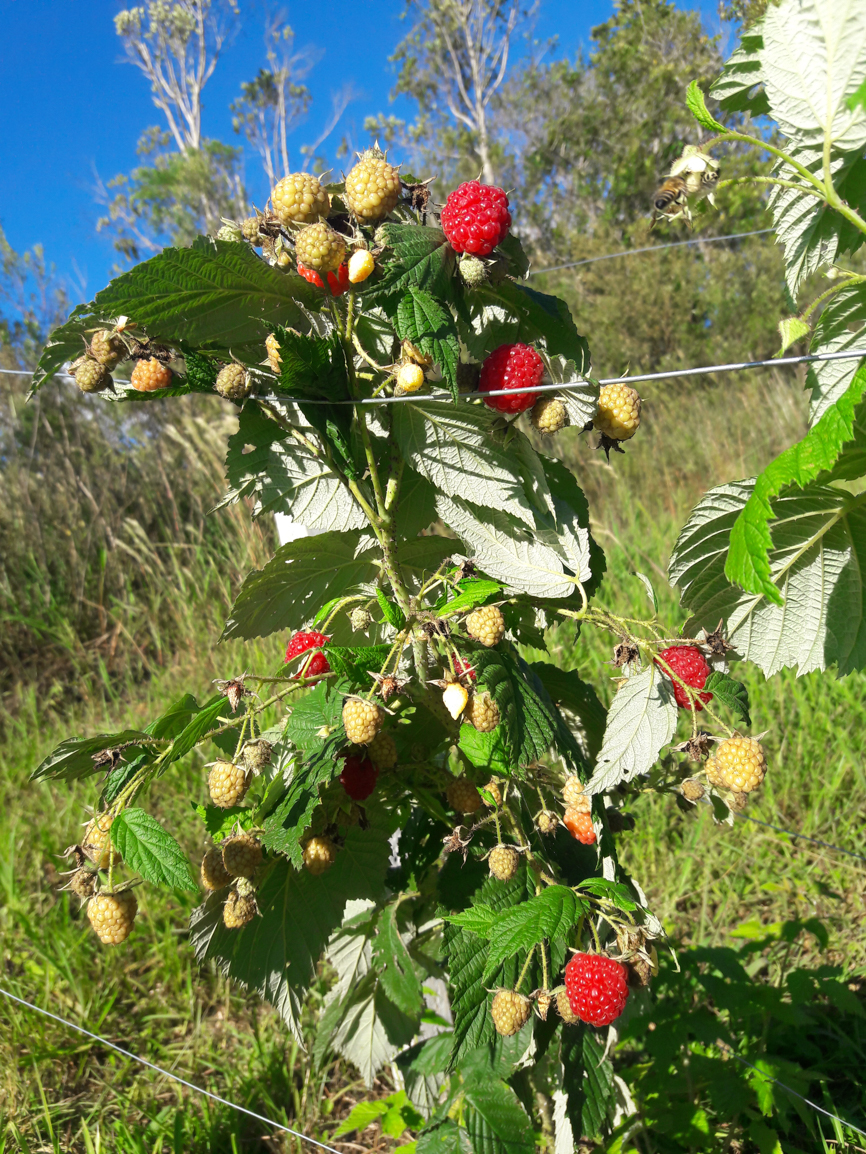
[472,650,559,769]
[273,328,350,402]
[283,680,346,753]
[416,1120,473,1154]
[458,724,512,778]
[703,672,751,726]
[30,730,154,783]
[562,1026,616,1139]
[182,347,219,390]
[377,588,407,630]
[112,808,197,890]
[441,904,499,938]
[483,886,586,981]
[92,239,318,352]
[394,290,461,400]
[222,531,380,641]
[167,694,233,763]
[436,580,503,617]
[471,281,590,374]
[495,233,530,279]
[463,1079,535,1154]
[193,802,252,842]
[374,903,424,1018]
[324,644,393,684]
[371,224,458,304]
[529,663,607,761]
[262,734,347,866]
[577,877,637,911]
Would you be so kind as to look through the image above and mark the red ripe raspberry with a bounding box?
[479,344,545,413]
[656,646,713,710]
[285,631,331,680]
[564,808,596,845]
[441,180,511,256]
[564,953,630,1027]
[340,754,379,801]
[453,656,476,682]
[297,261,350,296]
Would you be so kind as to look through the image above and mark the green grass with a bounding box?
[2,367,865,1149]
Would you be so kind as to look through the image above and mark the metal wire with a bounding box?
[715,1040,866,1140]
[530,228,775,276]
[740,814,866,864]
[0,986,346,1154]
[4,346,866,406]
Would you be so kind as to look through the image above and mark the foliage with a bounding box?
[27,1,866,1150]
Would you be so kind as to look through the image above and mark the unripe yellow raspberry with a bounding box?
[442,681,469,719]
[215,363,251,401]
[208,760,250,808]
[344,152,402,223]
[488,845,520,881]
[367,730,398,770]
[491,989,531,1036]
[483,780,502,806]
[75,359,112,394]
[87,890,138,945]
[562,776,591,812]
[90,329,126,369]
[446,778,482,814]
[705,736,766,793]
[303,836,337,875]
[271,173,330,226]
[83,814,120,870]
[69,868,98,901]
[396,363,425,393]
[556,989,579,1024]
[295,222,346,272]
[342,698,384,745]
[464,691,500,732]
[223,879,258,928]
[594,383,641,441]
[200,845,233,891]
[221,833,263,879]
[465,604,505,647]
[681,778,705,802]
[265,333,282,373]
[530,396,569,434]
[243,740,272,774]
[348,249,375,283]
[131,357,173,393]
[537,810,559,834]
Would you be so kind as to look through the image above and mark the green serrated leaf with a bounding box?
[30,730,154,783]
[588,665,677,794]
[725,361,866,603]
[458,721,513,778]
[182,347,219,390]
[262,737,346,866]
[377,587,407,630]
[467,281,590,374]
[703,672,751,725]
[112,808,197,890]
[441,904,500,938]
[436,579,503,617]
[529,663,607,761]
[577,877,637,911]
[463,1079,535,1154]
[273,328,350,402]
[562,1027,616,1139]
[394,290,460,401]
[482,886,586,982]
[374,904,424,1018]
[30,304,101,393]
[193,802,252,842]
[167,694,232,763]
[92,239,319,352]
[370,224,458,304]
[471,649,558,768]
[685,79,725,131]
[777,317,811,355]
[324,644,393,685]
[495,233,531,279]
[283,680,346,753]
[710,27,769,116]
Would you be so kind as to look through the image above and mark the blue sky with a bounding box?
[1,0,721,301]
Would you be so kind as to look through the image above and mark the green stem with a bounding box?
[715,175,825,198]
[800,274,866,323]
[515,946,536,993]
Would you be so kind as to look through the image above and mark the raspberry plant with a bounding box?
[30,7,866,1146]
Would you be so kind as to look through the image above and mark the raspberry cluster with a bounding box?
[345,153,402,223]
[479,345,545,413]
[488,845,519,881]
[221,833,263,878]
[131,358,173,392]
[295,223,346,273]
[564,808,596,845]
[303,836,337,875]
[564,953,630,1026]
[464,691,500,732]
[657,646,713,710]
[446,778,482,814]
[466,604,506,646]
[441,181,511,256]
[594,382,641,441]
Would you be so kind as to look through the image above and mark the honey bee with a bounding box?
[650,176,689,226]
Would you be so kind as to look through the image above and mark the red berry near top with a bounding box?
[656,645,713,710]
[564,953,630,1027]
[285,631,331,680]
[479,344,545,413]
[441,180,511,257]
[340,754,379,801]
[297,260,350,297]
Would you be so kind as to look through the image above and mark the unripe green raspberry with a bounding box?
[241,217,263,243]
[215,363,252,401]
[556,989,579,1023]
[221,833,263,879]
[223,878,258,928]
[491,989,531,1036]
[344,151,402,223]
[594,383,641,441]
[217,223,243,242]
[75,359,112,394]
[90,330,126,369]
[466,604,505,647]
[272,173,330,226]
[350,606,372,632]
[446,778,482,814]
[459,254,487,286]
[243,740,272,774]
[488,845,519,881]
[342,698,384,745]
[530,396,568,434]
[295,223,346,273]
[367,730,398,770]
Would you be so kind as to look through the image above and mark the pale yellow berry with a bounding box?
[87,890,138,945]
[446,778,482,814]
[271,173,330,226]
[200,846,233,891]
[530,396,568,434]
[265,333,282,373]
[556,990,579,1024]
[303,836,337,876]
[705,737,766,793]
[488,845,520,881]
[223,880,258,928]
[348,249,375,283]
[342,699,384,745]
[562,776,591,812]
[344,154,402,223]
[221,833,263,879]
[367,730,398,770]
[208,761,250,808]
[681,778,705,802]
[464,691,500,732]
[90,329,125,369]
[491,989,531,1036]
[396,363,425,393]
[465,605,505,647]
[295,222,346,273]
[594,383,641,441]
[443,681,469,719]
[83,814,120,871]
[537,810,559,834]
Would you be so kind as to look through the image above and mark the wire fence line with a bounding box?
[0,986,345,1154]
[741,815,866,865]
[3,982,866,1145]
[4,346,866,406]
[529,228,775,276]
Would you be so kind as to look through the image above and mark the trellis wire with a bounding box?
[3,346,866,406]
[740,814,866,864]
[3,983,866,1143]
[0,986,345,1153]
[529,228,775,276]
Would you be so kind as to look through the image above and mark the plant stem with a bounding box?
[516,946,536,993]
